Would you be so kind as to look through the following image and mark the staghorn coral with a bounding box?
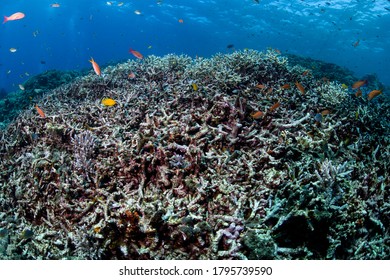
[0,50,389,260]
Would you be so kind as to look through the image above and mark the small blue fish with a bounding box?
[314,113,323,123]
[20,229,34,239]
[0,228,9,238]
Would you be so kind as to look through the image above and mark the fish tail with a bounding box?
[3,16,8,23]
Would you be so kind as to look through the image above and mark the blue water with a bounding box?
[1,0,389,93]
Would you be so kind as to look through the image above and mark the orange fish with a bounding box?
[269,101,280,112]
[255,84,266,89]
[353,39,360,47]
[352,80,367,89]
[321,109,331,116]
[128,72,135,79]
[3,12,25,23]
[302,70,310,76]
[250,111,264,119]
[89,57,101,76]
[281,84,290,89]
[178,19,184,23]
[35,105,46,118]
[367,89,382,101]
[129,48,143,59]
[295,81,305,94]
[355,88,362,97]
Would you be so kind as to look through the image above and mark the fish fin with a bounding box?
[3,16,8,23]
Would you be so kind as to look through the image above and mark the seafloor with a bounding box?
[0,50,389,259]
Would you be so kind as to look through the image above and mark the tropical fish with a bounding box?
[18,84,25,91]
[129,48,143,59]
[341,83,348,89]
[281,84,290,89]
[321,109,331,116]
[352,80,367,89]
[128,72,136,79]
[101,98,116,106]
[302,70,310,76]
[20,229,34,240]
[355,88,362,97]
[367,89,382,101]
[192,83,198,91]
[0,228,9,238]
[314,113,323,123]
[178,19,184,23]
[352,39,360,47]
[250,111,264,119]
[89,57,101,76]
[255,84,266,89]
[295,81,305,94]
[269,101,280,112]
[134,10,142,15]
[35,105,46,118]
[50,3,60,7]
[3,12,25,23]
[9,48,17,53]
[118,2,124,6]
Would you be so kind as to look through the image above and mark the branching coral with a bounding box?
[0,50,388,260]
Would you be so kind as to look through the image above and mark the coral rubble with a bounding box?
[0,50,389,259]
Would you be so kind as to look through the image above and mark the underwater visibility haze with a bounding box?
[0,0,389,260]
[0,0,390,92]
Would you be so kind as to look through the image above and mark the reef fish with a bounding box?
[89,58,101,76]
[129,48,143,59]
[352,80,367,89]
[314,113,323,122]
[355,88,362,97]
[3,12,25,23]
[192,83,198,91]
[250,111,264,119]
[269,101,280,112]
[35,105,46,118]
[281,84,290,89]
[295,81,305,94]
[101,98,116,106]
[367,89,382,101]
[20,229,34,239]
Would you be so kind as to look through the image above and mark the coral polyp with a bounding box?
[0,50,389,259]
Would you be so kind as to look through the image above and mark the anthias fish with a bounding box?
[3,12,25,23]
[129,48,143,59]
[295,81,305,94]
[89,58,101,76]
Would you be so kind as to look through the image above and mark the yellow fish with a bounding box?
[101,98,116,106]
[192,83,198,91]
[341,83,348,89]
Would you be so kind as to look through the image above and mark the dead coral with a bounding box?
[0,50,389,260]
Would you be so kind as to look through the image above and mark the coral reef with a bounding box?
[0,50,389,259]
[0,69,82,130]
